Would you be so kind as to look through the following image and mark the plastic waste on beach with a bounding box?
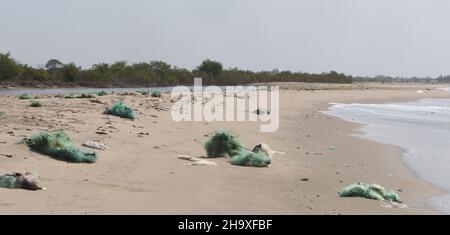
[339,182,401,203]
[105,101,136,120]
[0,172,44,191]
[204,130,274,167]
[82,141,109,151]
[19,94,33,100]
[151,91,162,98]
[30,100,42,107]
[178,155,218,166]
[25,130,98,163]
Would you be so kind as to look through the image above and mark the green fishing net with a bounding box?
[230,149,272,167]
[205,130,244,158]
[26,130,97,163]
[0,175,17,189]
[105,101,136,120]
[339,182,401,202]
[77,93,96,99]
[151,91,162,97]
[19,94,33,100]
[97,90,108,96]
[30,100,42,107]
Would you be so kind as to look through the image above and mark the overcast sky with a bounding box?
[1,0,450,77]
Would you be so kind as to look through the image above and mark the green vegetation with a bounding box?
[26,130,97,163]
[30,100,42,107]
[151,90,162,97]
[339,182,401,202]
[0,53,353,87]
[105,102,136,120]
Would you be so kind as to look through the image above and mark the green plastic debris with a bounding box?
[230,149,272,167]
[0,111,5,117]
[26,130,97,163]
[204,130,272,167]
[0,175,17,189]
[19,94,33,100]
[77,93,95,99]
[0,172,43,190]
[30,100,42,107]
[328,146,336,151]
[105,101,136,120]
[151,91,162,98]
[205,130,243,158]
[339,182,401,203]
[97,90,108,96]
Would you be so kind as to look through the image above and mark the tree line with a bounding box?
[0,52,353,87]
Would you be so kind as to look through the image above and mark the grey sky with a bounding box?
[1,0,450,77]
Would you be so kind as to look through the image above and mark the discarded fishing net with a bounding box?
[19,94,34,100]
[151,91,162,97]
[77,93,95,99]
[0,172,43,190]
[30,100,42,107]
[230,149,272,167]
[204,131,244,158]
[97,90,108,96]
[139,91,150,96]
[105,101,136,120]
[26,130,97,163]
[339,182,401,203]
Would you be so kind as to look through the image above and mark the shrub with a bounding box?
[19,94,33,100]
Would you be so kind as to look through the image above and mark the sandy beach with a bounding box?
[1,83,449,214]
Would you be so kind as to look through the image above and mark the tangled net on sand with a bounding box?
[339,182,401,203]
[204,131,272,167]
[105,101,136,120]
[0,172,44,191]
[26,130,97,163]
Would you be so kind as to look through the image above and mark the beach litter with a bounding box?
[19,94,34,100]
[255,108,271,115]
[30,100,42,107]
[339,182,401,203]
[204,131,277,167]
[204,130,243,158]
[97,90,108,96]
[105,101,136,120]
[178,155,218,166]
[328,146,336,151]
[82,141,109,151]
[151,91,162,98]
[0,111,5,117]
[25,130,98,163]
[0,172,44,191]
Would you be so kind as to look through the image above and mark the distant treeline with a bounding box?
[0,52,352,87]
[353,75,450,83]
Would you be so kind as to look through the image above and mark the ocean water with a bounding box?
[325,96,450,213]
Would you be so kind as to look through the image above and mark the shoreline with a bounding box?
[0,85,449,214]
[319,100,445,214]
